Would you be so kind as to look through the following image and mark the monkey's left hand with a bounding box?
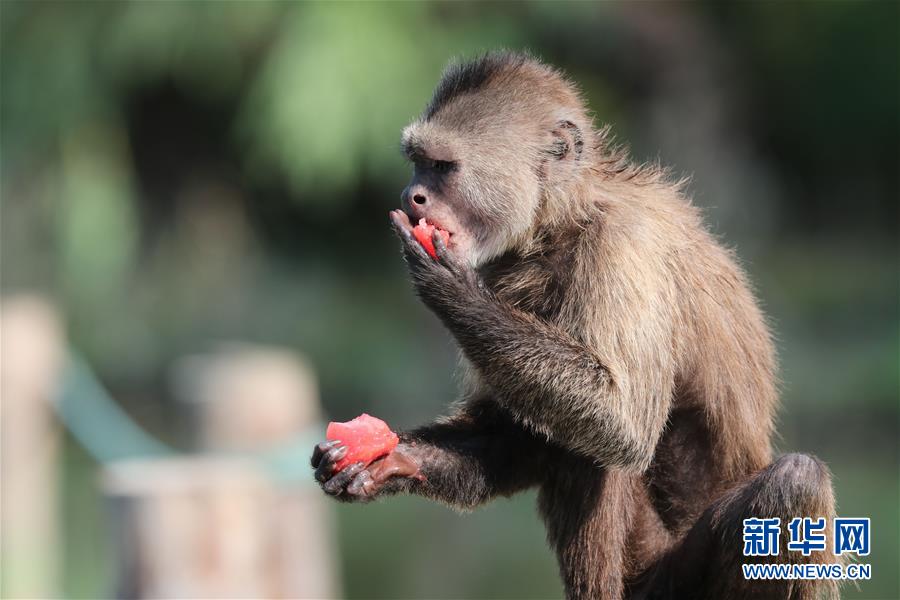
[390,209,486,313]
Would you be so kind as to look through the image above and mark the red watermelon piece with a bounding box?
[326,413,399,472]
[412,218,450,260]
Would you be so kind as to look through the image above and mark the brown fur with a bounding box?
[313,51,839,599]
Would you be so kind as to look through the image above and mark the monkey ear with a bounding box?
[548,120,584,161]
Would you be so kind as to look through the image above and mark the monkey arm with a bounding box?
[392,214,669,471]
[433,295,660,470]
[400,401,550,508]
[312,400,547,507]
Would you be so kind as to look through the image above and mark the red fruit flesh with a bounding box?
[326,413,399,471]
[412,218,450,260]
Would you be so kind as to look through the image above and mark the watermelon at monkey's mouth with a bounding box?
[412,218,451,260]
[326,414,399,472]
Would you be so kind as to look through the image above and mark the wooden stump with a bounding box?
[103,458,274,599]
[173,344,339,598]
[0,296,65,598]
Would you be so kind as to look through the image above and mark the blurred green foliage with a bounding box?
[1,2,897,599]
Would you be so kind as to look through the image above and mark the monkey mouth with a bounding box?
[419,217,452,238]
[391,209,453,239]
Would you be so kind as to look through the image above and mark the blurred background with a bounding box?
[1,2,897,599]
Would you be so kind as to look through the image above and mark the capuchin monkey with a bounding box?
[311,52,839,600]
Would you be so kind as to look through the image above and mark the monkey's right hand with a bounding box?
[311,440,422,502]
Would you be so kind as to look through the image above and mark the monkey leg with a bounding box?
[630,453,839,600]
[539,462,672,600]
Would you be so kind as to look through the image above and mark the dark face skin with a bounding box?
[394,140,496,265]
[402,152,456,211]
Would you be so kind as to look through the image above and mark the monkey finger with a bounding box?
[402,236,433,267]
[322,462,366,495]
[310,439,341,468]
[390,211,422,252]
[389,210,413,238]
[314,445,348,482]
[389,208,413,231]
[390,212,431,264]
[346,469,377,497]
[431,230,460,272]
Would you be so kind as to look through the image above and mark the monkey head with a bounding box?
[396,52,593,267]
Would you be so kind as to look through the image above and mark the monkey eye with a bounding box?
[432,159,455,174]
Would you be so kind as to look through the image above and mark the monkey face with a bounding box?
[398,141,466,254]
[398,54,594,266]
[399,120,544,267]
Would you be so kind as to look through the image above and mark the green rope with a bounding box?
[54,354,322,484]
[55,356,174,461]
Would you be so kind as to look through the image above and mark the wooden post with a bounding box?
[173,344,339,599]
[103,458,273,599]
[0,296,65,598]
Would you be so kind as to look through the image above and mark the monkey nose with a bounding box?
[402,187,429,218]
